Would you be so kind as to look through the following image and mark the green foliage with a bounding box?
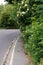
[22,22,43,64]
[5,0,13,4]
[0,4,19,29]
[0,5,4,12]
[17,0,43,65]
[17,0,31,28]
[5,0,22,4]
[38,58,43,65]
[0,5,4,24]
[1,13,16,28]
[0,0,43,65]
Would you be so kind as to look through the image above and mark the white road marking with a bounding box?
[1,41,14,65]
[9,36,20,65]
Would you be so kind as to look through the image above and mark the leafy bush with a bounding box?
[22,22,43,65]
[0,4,19,29]
[0,5,4,25]
[17,0,43,65]
[0,12,18,29]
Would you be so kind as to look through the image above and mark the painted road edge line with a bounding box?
[1,42,13,65]
[1,36,20,65]
[9,36,20,65]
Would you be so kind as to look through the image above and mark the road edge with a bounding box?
[1,36,20,65]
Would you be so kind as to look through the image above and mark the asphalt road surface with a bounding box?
[0,29,20,65]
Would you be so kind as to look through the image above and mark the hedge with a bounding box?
[17,0,43,65]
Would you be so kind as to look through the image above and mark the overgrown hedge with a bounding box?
[22,22,43,65]
[17,0,43,65]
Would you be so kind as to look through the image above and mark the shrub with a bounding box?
[1,12,18,29]
[0,4,19,29]
[22,22,43,65]
[17,0,43,64]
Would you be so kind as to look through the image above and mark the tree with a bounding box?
[5,0,13,4]
[0,5,4,26]
[0,4,19,28]
[5,0,22,4]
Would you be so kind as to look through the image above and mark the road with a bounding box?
[0,29,20,65]
[12,36,28,65]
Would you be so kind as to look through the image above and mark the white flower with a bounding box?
[22,12,26,14]
[22,1,24,4]
[25,4,27,6]
[27,8,29,11]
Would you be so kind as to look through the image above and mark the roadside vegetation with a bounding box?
[0,0,43,65]
[0,4,19,29]
[17,0,43,65]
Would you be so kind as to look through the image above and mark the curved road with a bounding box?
[0,29,20,65]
